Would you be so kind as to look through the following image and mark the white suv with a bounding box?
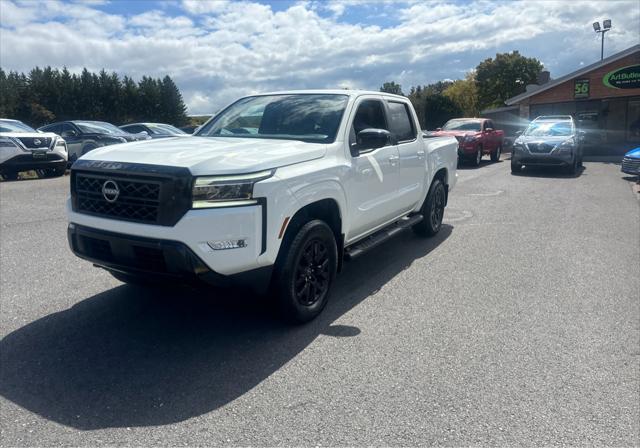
[0,119,68,180]
[67,91,457,322]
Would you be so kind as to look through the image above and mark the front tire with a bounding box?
[413,178,446,237]
[565,155,578,175]
[273,220,337,323]
[472,146,482,167]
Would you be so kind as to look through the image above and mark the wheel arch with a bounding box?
[278,198,345,272]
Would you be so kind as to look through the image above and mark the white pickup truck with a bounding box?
[67,90,458,322]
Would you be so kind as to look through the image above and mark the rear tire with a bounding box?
[491,144,502,162]
[273,220,337,324]
[412,178,446,237]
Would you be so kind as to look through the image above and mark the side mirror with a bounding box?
[435,127,442,131]
[485,127,494,132]
[356,128,391,152]
[61,130,77,138]
[140,130,149,136]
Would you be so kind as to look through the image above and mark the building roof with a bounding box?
[505,44,640,106]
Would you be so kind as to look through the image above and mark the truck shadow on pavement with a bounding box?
[0,225,452,430]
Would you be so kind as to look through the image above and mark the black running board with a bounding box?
[344,214,423,260]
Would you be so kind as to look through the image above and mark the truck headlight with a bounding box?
[0,137,18,149]
[192,170,273,208]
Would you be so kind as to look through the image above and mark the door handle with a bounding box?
[417,150,425,159]
[388,155,400,166]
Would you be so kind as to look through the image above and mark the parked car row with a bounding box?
[0,118,187,180]
[424,115,587,175]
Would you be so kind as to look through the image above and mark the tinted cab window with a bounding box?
[387,101,416,142]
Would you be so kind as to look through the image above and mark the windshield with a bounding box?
[442,120,481,132]
[148,124,187,135]
[524,121,573,137]
[0,120,36,133]
[196,94,349,143]
[75,121,124,135]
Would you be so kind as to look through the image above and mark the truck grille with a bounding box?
[71,160,194,226]
[622,157,640,174]
[17,136,53,149]
[75,174,161,224]
[526,142,554,154]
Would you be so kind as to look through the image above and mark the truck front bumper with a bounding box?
[68,223,273,292]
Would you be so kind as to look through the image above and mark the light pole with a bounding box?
[593,19,612,61]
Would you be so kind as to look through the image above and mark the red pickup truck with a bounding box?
[427,118,504,166]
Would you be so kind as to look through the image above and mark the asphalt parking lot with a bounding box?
[1,159,638,446]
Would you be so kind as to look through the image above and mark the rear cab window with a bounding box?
[387,101,416,142]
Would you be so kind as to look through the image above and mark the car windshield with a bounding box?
[524,121,573,137]
[148,124,187,135]
[0,120,36,133]
[196,94,349,143]
[442,120,482,132]
[75,121,124,135]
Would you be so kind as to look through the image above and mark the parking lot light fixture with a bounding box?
[593,20,612,61]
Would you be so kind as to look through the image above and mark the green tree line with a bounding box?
[0,67,189,128]
[381,51,543,129]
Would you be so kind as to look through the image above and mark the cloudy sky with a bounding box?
[1,0,639,114]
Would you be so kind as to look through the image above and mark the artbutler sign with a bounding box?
[603,64,640,89]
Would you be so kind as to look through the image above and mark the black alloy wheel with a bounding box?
[429,181,446,233]
[413,178,446,237]
[273,219,337,323]
[294,239,331,306]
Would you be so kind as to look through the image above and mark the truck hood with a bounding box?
[81,136,327,175]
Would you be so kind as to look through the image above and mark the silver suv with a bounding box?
[511,115,583,174]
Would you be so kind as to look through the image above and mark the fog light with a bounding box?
[207,239,247,250]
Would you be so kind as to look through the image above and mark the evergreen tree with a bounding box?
[0,66,190,127]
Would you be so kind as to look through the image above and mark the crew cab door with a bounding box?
[345,98,401,240]
[385,100,424,212]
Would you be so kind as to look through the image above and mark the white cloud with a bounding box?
[1,0,639,115]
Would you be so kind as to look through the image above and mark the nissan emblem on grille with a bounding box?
[102,180,120,203]
[33,138,42,146]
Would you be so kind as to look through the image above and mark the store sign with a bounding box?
[603,64,640,89]
[574,78,590,98]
